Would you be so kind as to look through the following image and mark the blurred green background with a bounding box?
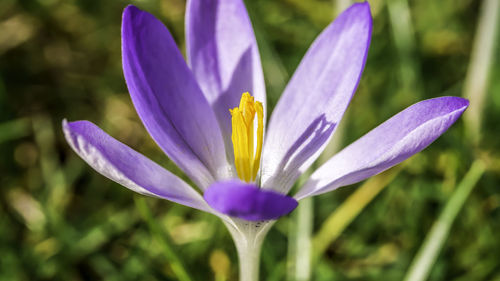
[1,0,499,280]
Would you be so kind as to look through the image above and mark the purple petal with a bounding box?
[186,0,266,155]
[261,3,373,194]
[204,181,298,221]
[122,5,230,189]
[63,120,211,212]
[295,97,469,199]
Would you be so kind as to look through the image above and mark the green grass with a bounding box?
[1,0,499,280]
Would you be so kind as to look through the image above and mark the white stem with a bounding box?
[224,220,274,281]
[234,234,263,281]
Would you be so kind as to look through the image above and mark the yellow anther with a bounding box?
[230,92,264,182]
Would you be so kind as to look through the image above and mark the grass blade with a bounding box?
[134,197,193,281]
[312,165,404,263]
[463,0,500,144]
[0,118,31,143]
[403,160,486,281]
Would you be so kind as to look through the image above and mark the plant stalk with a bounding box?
[235,234,263,281]
[225,220,273,281]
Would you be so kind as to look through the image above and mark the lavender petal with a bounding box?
[186,0,266,155]
[63,120,211,212]
[295,97,469,199]
[261,3,373,194]
[122,5,230,189]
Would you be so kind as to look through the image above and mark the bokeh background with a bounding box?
[1,0,499,280]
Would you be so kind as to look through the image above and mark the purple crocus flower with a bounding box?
[63,1,468,279]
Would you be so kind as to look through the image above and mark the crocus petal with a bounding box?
[204,181,298,221]
[186,0,266,156]
[295,97,469,200]
[122,5,230,189]
[261,2,372,194]
[63,120,211,212]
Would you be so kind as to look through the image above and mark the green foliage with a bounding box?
[1,0,499,280]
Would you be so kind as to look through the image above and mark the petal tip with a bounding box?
[348,1,372,17]
[123,4,141,17]
[339,1,373,45]
[122,5,150,31]
[63,119,89,131]
[452,96,470,109]
[62,119,71,142]
[436,96,470,113]
[353,1,371,9]
[62,118,75,135]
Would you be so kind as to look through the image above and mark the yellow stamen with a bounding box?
[229,92,264,182]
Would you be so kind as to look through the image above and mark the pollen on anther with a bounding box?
[230,92,264,182]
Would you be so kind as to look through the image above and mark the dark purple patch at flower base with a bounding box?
[204,181,298,221]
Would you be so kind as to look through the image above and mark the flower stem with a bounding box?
[224,221,272,281]
[235,236,263,281]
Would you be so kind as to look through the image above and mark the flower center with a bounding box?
[229,92,264,182]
